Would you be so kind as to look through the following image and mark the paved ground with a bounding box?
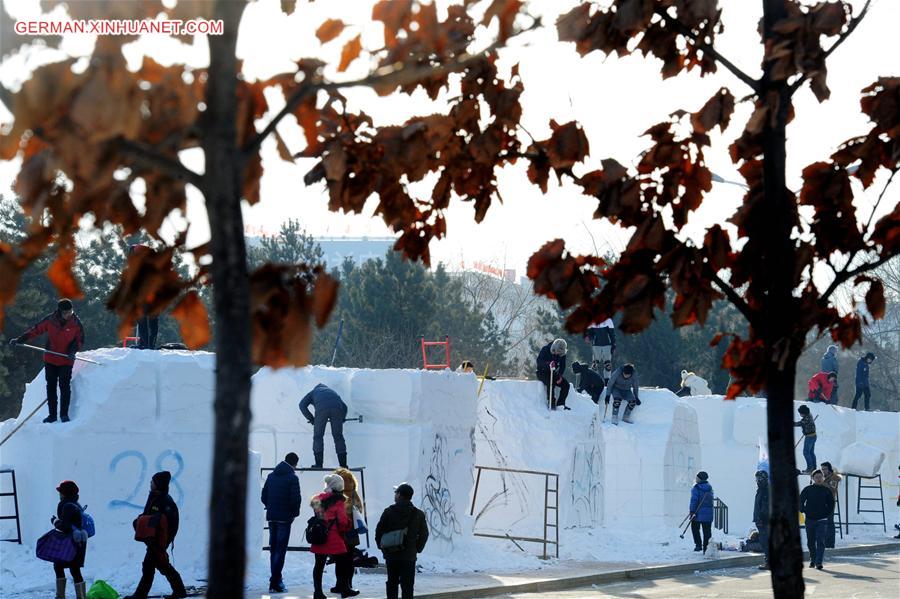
[502,553,900,598]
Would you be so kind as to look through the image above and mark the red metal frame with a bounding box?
[122,336,139,348]
[420,335,451,369]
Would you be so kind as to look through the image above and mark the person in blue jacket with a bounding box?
[689,471,714,553]
[300,384,349,468]
[261,452,302,594]
[852,352,876,411]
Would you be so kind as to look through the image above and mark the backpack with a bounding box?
[79,504,96,538]
[133,512,169,547]
[304,515,334,546]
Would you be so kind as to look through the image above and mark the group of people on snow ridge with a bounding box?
[807,344,878,410]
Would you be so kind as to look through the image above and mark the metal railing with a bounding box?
[469,465,559,559]
[713,497,728,535]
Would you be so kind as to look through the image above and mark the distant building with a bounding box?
[315,237,396,267]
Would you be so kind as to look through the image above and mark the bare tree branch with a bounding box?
[821,252,896,304]
[788,0,872,96]
[116,138,203,188]
[243,18,542,157]
[708,268,757,325]
[655,7,760,94]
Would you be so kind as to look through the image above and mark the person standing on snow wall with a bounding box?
[535,339,570,410]
[753,470,770,570]
[300,383,349,469]
[820,344,839,402]
[584,318,615,381]
[50,480,89,599]
[689,471,714,553]
[606,363,640,425]
[8,298,85,423]
[800,469,835,570]
[261,452,302,594]
[123,471,187,599]
[852,352,876,411]
[795,405,818,474]
[128,243,160,350]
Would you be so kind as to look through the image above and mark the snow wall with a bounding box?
[1,350,898,593]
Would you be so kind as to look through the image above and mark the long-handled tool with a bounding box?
[16,343,101,365]
[0,399,48,447]
[793,415,819,450]
[679,491,711,539]
[343,415,364,423]
[548,365,556,410]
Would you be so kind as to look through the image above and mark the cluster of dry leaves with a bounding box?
[0,0,896,387]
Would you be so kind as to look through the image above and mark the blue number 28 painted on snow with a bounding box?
[108,449,184,509]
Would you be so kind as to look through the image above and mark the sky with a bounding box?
[0,0,898,278]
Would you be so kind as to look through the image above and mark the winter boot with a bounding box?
[622,405,634,424]
[43,414,58,423]
[693,545,702,552]
[74,581,87,599]
[60,414,70,423]
[313,451,324,469]
[338,452,348,468]
[611,409,619,425]
[55,577,66,599]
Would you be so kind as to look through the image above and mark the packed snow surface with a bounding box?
[1,349,897,597]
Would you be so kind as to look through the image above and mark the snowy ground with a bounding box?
[3,525,895,597]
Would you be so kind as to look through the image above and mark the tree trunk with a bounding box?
[203,1,251,597]
[761,1,805,597]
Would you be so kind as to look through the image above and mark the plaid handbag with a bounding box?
[36,529,77,563]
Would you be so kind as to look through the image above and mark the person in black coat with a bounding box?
[852,352,876,411]
[536,339,570,410]
[124,471,187,599]
[572,361,605,404]
[261,452,302,593]
[52,480,88,599]
[752,470,769,569]
[800,470,835,570]
[375,483,429,599]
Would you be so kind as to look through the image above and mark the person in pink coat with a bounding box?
[310,474,354,598]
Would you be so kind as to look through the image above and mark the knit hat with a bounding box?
[57,299,73,312]
[755,470,768,482]
[324,473,344,493]
[825,344,837,355]
[864,352,876,361]
[622,363,635,376]
[696,471,709,482]
[550,339,567,355]
[152,471,172,494]
[572,361,586,374]
[56,480,79,497]
[798,405,810,414]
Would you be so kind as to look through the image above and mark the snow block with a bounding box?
[732,400,767,445]
[840,442,886,477]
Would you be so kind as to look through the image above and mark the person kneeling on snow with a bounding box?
[607,363,640,424]
[536,339,570,410]
[807,371,837,404]
[124,472,187,599]
[676,370,712,397]
[689,471,714,553]
[572,361,605,404]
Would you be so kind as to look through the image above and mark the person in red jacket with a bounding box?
[807,371,837,404]
[9,299,84,423]
[310,474,354,599]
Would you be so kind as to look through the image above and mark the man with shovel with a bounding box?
[9,298,85,423]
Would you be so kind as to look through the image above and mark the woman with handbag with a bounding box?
[309,474,352,599]
[51,480,88,599]
[333,468,365,597]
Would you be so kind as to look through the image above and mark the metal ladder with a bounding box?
[0,469,22,544]
[543,475,560,559]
